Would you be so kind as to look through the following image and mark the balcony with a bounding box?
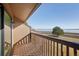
[1,3,79,56]
[12,31,79,56]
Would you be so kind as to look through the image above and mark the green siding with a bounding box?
[4,11,11,56]
[4,12,11,26]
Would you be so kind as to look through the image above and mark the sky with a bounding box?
[27,3,79,29]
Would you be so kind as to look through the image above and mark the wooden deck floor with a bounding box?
[13,42,43,56]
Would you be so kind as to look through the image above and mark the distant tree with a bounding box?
[52,26,64,37]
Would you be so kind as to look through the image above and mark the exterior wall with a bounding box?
[12,24,30,45]
[4,25,11,43]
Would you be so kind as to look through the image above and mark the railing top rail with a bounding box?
[31,32,79,49]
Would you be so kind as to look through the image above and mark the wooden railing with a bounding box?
[12,33,31,55]
[13,32,79,56]
[31,32,79,56]
[13,33,31,48]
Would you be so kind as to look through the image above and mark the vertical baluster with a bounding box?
[30,33,31,42]
[48,40,49,56]
[57,42,58,56]
[28,34,30,43]
[44,39,46,56]
[47,39,48,56]
[22,40,23,44]
[17,42,19,46]
[29,33,31,42]
[53,41,55,56]
[23,38,25,44]
[61,44,63,56]
[26,36,27,44]
[27,35,28,44]
[18,41,21,45]
[43,39,45,56]
[46,39,47,56]
[74,48,77,56]
[40,38,42,55]
[43,40,44,56]
[20,40,22,45]
[22,37,24,44]
[50,40,52,56]
[25,36,27,44]
[66,46,69,56]
[42,39,43,56]
[17,41,19,46]
[28,34,29,43]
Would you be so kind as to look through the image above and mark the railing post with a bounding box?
[48,40,49,56]
[74,48,77,56]
[50,40,52,56]
[26,36,27,44]
[28,34,30,43]
[20,40,22,45]
[61,44,63,56]
[28,34,29,43]
[23,38,25,44]
[53,41,55,56]
[43,40,44,56]
[16,43,18,46]
[21,40,23,44]
[30,33,31,42]
[44,39,46,56]
[18,41,20,45]
[27,35,28,44]
[44,39,47,56]
[46,39,47,56]
[56,42,58,56]
[43,39,45,56]
[42,39,43,56]
[66,46,69,56]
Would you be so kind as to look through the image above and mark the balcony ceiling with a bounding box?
[3,3,40,22]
